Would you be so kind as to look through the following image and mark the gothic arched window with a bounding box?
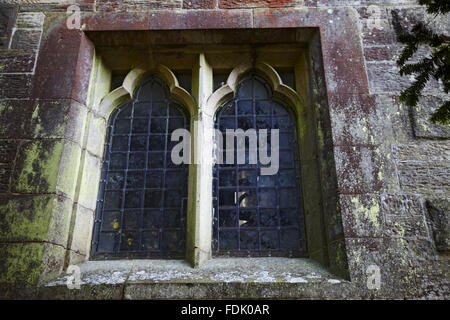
[212,74,307,257]
[91,76,189,259]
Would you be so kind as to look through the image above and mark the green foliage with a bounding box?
[396,0,450,125]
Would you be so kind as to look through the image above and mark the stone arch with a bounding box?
[98,64,196,121]
[205,60,305,118]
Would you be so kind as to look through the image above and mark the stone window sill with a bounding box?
[40,258,354,299]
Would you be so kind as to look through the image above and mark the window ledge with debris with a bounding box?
[37,258,356,299]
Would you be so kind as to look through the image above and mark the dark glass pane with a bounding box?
[101,211,121,231]
[260,209,278,227]
[219,230,238,250]
[258,189,277,207]
[280,209,298,226]
[164,190,181,207]
[146,171,163,188]
[92,76,189,259]
[237,117,253,131]
[255,100,272,115]
[117,102,133,119]
[237,78,252,98]
[240,230,258,250]
[256,117,271,129]
[219,117,236,131]
[123,210,140,230]
[142,231,159,250]
[111,136,128,151]
[213,74,306,257]
[237,100,253,115]
[162,231,182,251]
[149,135,166,151]
[128,153,146,169]
[219,169,235,187]
[165,171,186,188]
[109,153,127,170]
[130,135,147,151]
[238,170,257,186]
[120,232,139,251]
[114,119,131,134]
[126,172,145,189]
[124,191,142,208]
[162,210,180,228]
[144,190,162,208]
[97,233,116,253]
[143,210,162,229]
[218,209,237,228]
[152,102,167,116]
[104,191,122,210]
[219,189,236,207]
[238,189,257,207]
[260,230,278,249]
[253,78,269,98]
[133,102,151,117]
[151,118,167,133]
[239,209,258,227]
[106,171,125,190]
[132,119,148,133]
[148,152,165,168]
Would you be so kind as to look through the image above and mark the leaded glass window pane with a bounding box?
[91,76,189,259]
[213,74,307,258]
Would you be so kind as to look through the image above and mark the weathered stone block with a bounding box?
[0,194,54,243]
[397,160,450,194]
[393,141,450,161]
[0,139,18,163]
[29,99,88,144]
[357,6,393,46]
[10,29,41,50]
[0,74,32,98]
[366,62,411,94]
[345,237,417,298]
[32,28,94,105]
[0,242,45,287]
[11,139,64,194]
[384,215,430,240]
[381,193,424,216]
[0,51,35,73]
[183,0,216,9]
[77,152,101,211]
[329,94,377,146]
[86,115,107,158]
[340,194,383,238]
[425,198,450,252]
[15,12,45,29]
[39,242,67,284]
[96,0,182,11]
[0,162,12,192]
[70,204,94,257]
[0,4,17,49]
[411,96,450,139]
[219,0,301,8]
[334,146,382,194]
[0,99,34,138]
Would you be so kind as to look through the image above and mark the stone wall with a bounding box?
[0,0,448,299]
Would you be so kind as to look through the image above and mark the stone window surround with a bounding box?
[29,8,372,286]
[64,38,348,285]
[85,50,308,264]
